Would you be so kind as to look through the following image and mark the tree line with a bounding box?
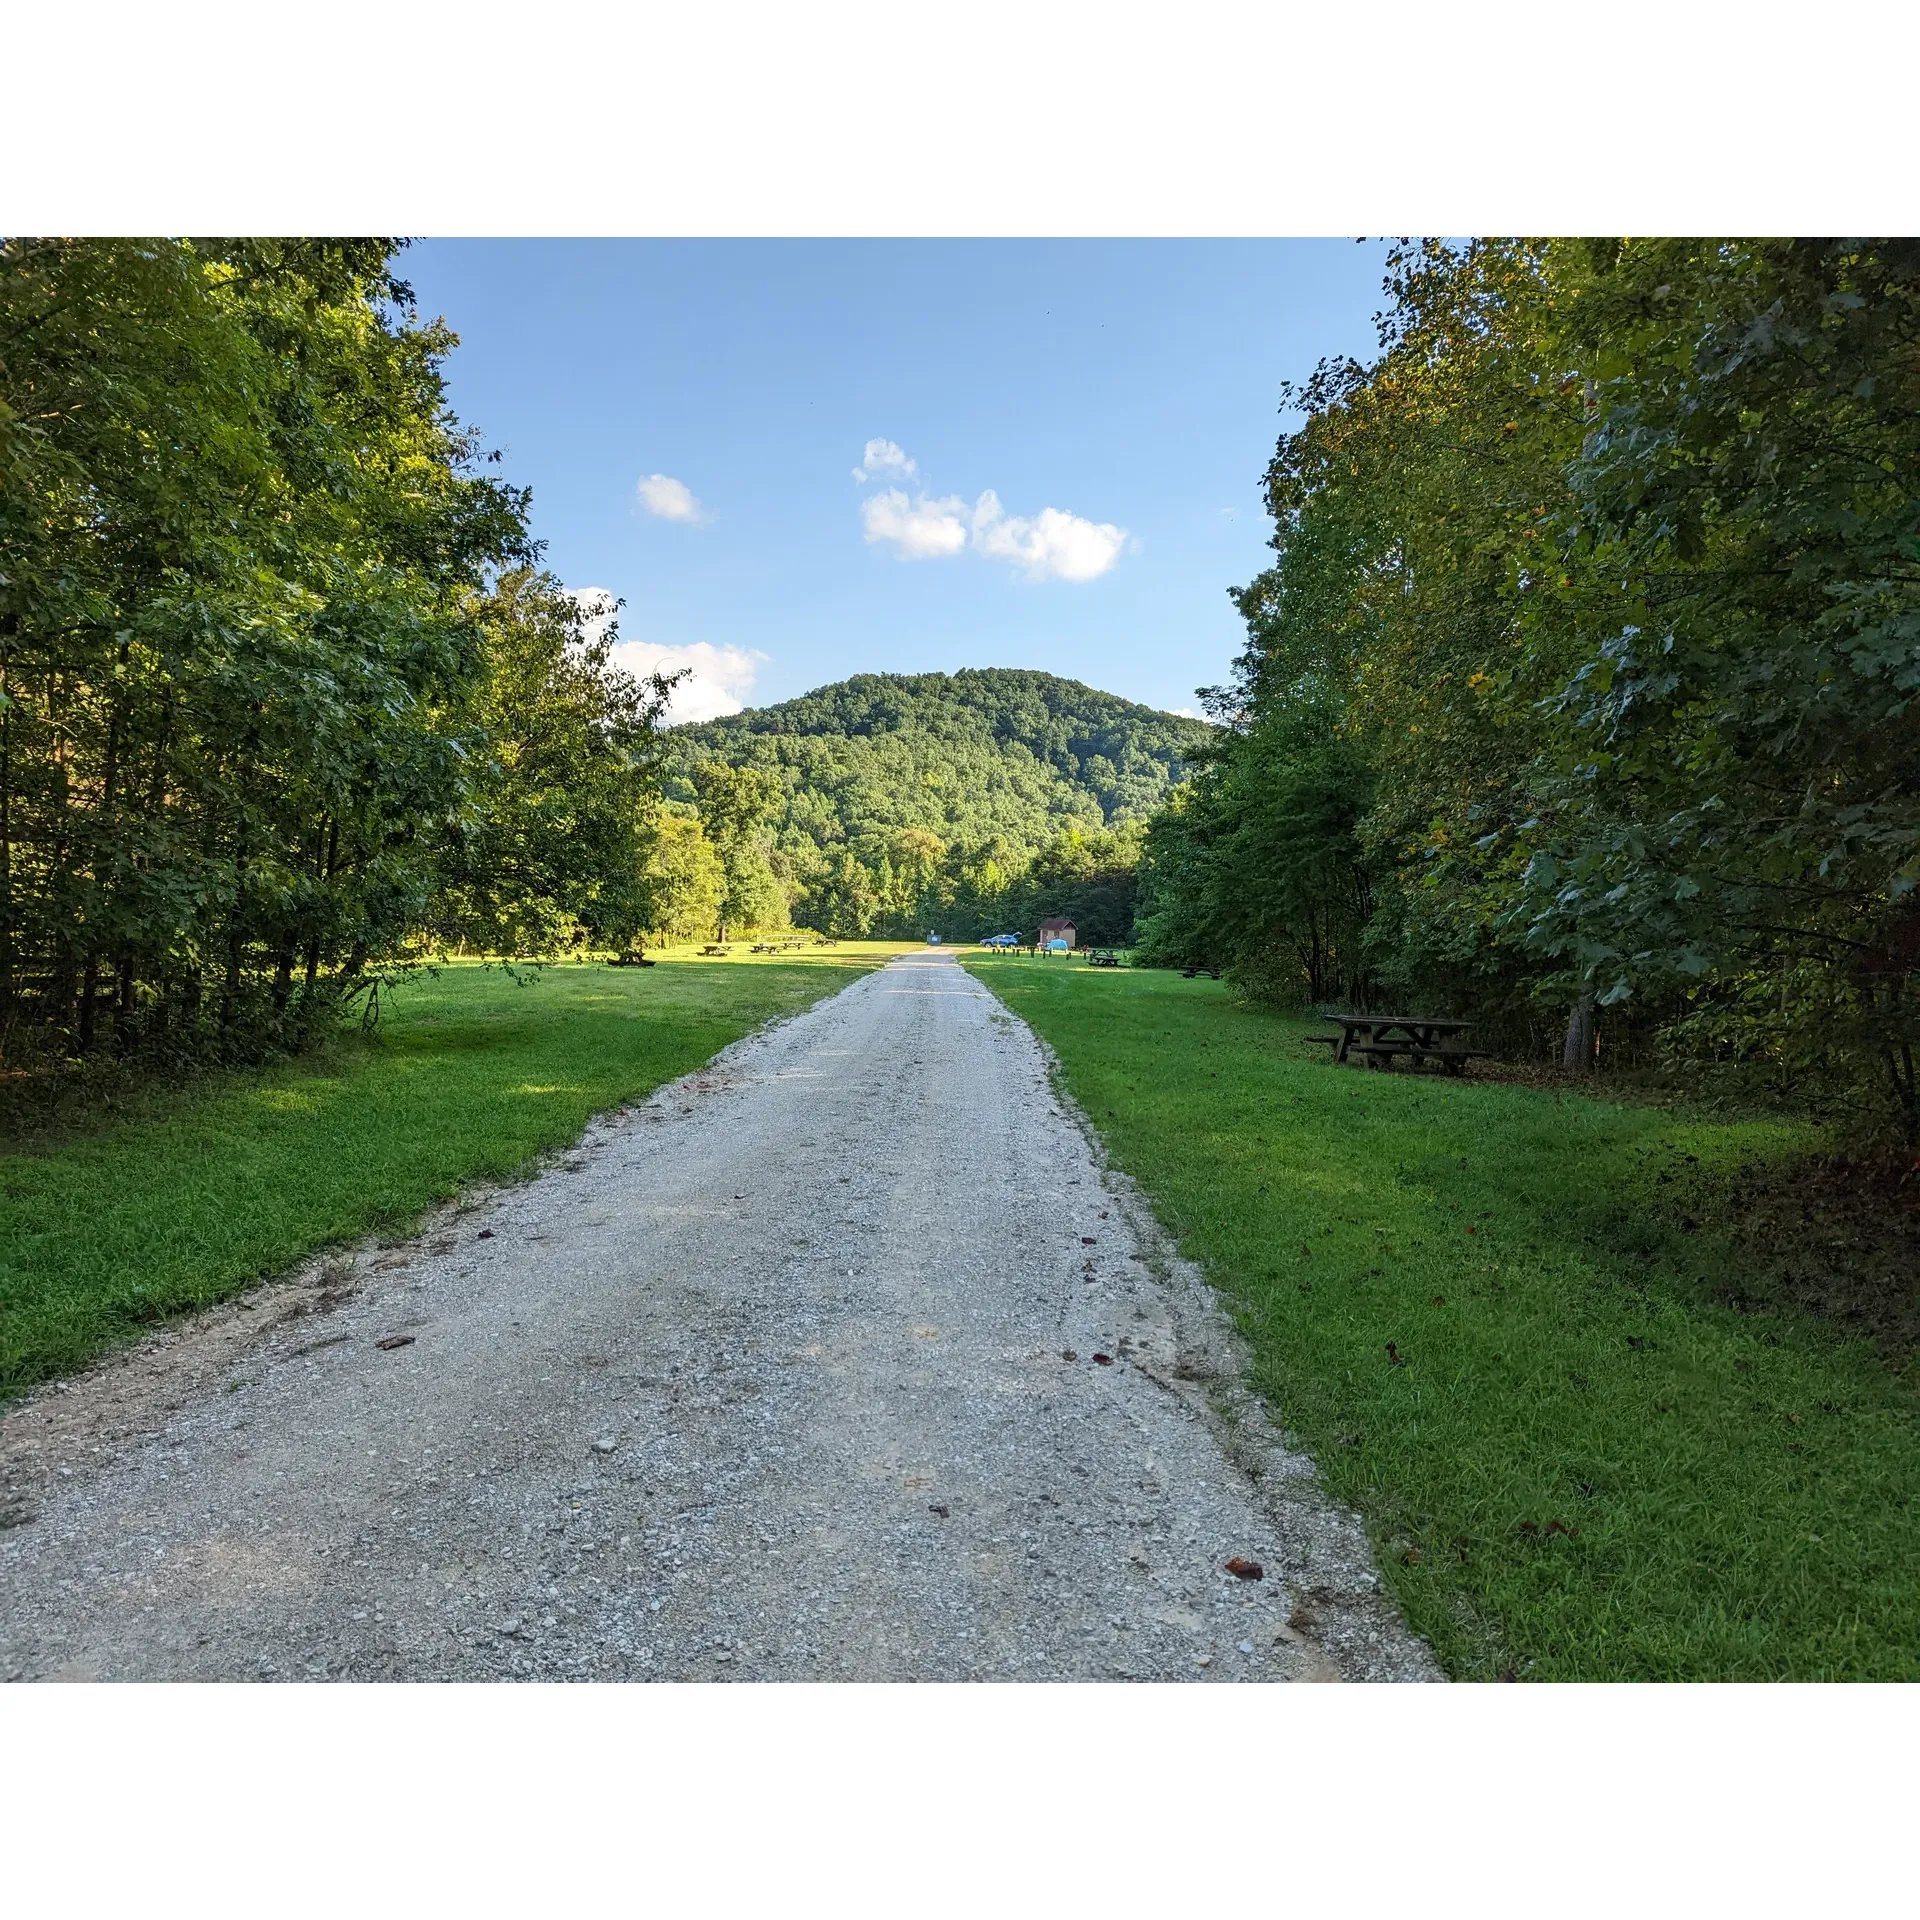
[0,237,675,1078]
[631,776,1146,949]
[1136,239,1919,1144]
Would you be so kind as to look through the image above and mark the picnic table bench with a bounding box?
[1086,948,1121,968]
[699,944,730,957]
[1181,964,1220,980]
[1317,1013,1484,1076]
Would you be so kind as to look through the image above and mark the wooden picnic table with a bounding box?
[1086,948,1121,968]
[1315,1012,1479,1074]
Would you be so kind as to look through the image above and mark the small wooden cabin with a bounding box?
[1037,916,1077,950]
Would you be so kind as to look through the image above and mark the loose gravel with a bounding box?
[0,951,1437,1682]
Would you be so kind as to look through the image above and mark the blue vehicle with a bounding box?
[979,933,1022,949]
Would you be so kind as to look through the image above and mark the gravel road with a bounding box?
[0,951,1436,1682]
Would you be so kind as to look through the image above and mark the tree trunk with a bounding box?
[115,947,136,1050]
[1562,992,1596,1074]
[78,954,100,1050]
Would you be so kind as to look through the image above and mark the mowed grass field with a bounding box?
[965,954,1920,1682]
[0,945,908,1395]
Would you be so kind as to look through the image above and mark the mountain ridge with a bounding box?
[662,667,1210,939]
[669,666,1210,846]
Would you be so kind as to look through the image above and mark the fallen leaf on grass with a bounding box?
[1224,1557,1264,1581]
[1430,1295,1446,1306]
[1401,1547,1423,1567]
[376,1335,415,1351]
[1386,1342,1406,1367]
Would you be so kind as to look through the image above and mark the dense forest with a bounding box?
[663,670,1210,941]
[1136,239,1919,1146]
[0,237,676,1082]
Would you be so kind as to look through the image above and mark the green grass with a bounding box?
[965,954,1920,1681]
[0,946,904,1395]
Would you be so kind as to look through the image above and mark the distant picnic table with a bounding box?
[1085,948,1121,968]
[1310,1013,1481,1076]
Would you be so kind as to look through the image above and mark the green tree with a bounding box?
[809,849,877,937]
[0,237,678,1084]
[1145,235,1918,1140]
[1514,238,1920,1135]
[690,762,786,939]
[1134,708,1373,1002]
[432,571,675,958]
[634,811,725,944]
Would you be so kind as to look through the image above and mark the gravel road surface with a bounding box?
[0,951,1435,1682]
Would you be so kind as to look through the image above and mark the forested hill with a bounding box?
[661,669,1212,941]
[668,668,1210,859]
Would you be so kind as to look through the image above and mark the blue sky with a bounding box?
[403,240,1392,721]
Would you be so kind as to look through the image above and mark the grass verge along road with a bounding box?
[1,947,904,1396]
[966,955,1920,1682]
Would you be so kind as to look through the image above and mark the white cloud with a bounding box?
[565,586,620,646]
[852,437,917,483]
[608,639,768,725]
[861,487,971,561]
[853,444,1129,583]
[970,490,1128,583]
[636,473,706,524]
